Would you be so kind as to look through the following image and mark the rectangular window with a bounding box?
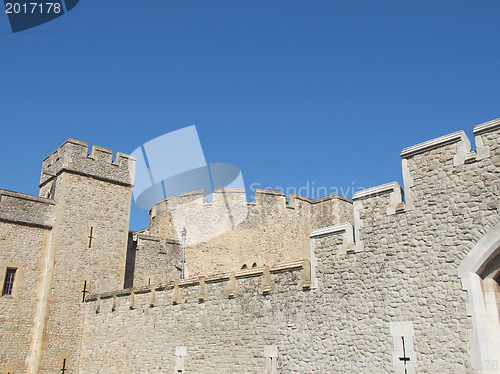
[2,268,17,296]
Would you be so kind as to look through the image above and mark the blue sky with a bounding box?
[1,1,499,230]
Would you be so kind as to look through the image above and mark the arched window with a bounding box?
[459,223,500,370]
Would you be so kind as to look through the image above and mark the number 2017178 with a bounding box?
[5,2,62,14]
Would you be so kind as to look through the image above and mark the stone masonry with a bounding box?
[1,119,500,373]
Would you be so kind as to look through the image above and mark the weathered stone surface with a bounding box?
[2,118,500,373]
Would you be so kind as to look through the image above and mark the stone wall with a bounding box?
[0,138,136,374]
[2,119,500,373]
[0,190,54,229]
[80,120,500,373]
[126,233,182,287]
[0,221,50,374]
[36,144,135,373]
[81,261,311,374]
[0,190,54,373]
[138,187,353,285]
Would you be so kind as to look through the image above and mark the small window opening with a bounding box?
[88,227,94,248]
[252,262,257,268]
[48,179,56,199]
[241,264,247,269]
[2,268,17,296]
[61,358,67,373]
[81,281,89,302]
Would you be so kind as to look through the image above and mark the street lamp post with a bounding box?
[181,228,187,280]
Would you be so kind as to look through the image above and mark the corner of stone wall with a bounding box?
[309,223,355,288]
[399,129,469,213]
[398,118,500,214]
[472,117,500,161]
[352,182,404,252]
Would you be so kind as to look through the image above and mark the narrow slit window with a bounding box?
[2,268,17,296]
[48,178,56,199]
[61,358,67,373]
[88,227,94,248]
[81,281,89,302]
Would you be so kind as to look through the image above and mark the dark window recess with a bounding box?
[81,281,89,302]
[48,179,56,199]
[399,337,411,374]
[61,358,67,373]
[88,227,94,248]
[252,262,257,268]
[2,268,17,296]
[241,264,247,270]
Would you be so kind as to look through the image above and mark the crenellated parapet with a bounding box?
[399,118,500,212]
[131,118,500,286]
[348,118,500,219]
[85,259,311,310]
[149,187,353,241]
[136,187,353,282]
[39,138,136,189]
[341,117,500,256]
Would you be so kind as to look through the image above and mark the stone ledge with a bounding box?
[137,234,160,242]
[352,182,400,200]
[153,188,352,213]
[473,118,500,135]
[255,189,286,196]
[0,189,55,229]
[0,189,55,205]
[310,223,351,238]
[178,189,207,198]
[400,130,468,158]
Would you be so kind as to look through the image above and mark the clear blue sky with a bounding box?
[1,1,499,230]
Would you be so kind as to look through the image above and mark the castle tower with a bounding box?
[139,187,353,282]
[27,139,135,373]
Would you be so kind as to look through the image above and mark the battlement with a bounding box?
[400,117,500,163]
[349,118,500,215]
[151,187,352,213]
[148,187,353,244]
[85,259,310,310]
[140,185,353,281]
[0,189,54,229]
[39,138,136,188]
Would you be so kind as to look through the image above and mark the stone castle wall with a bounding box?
[36,140,135,374]
[80,119,500,373]
[129,187,353,286]
[2,119,500,373]
[1,139,136,374]
[0,190,54,374]
[125,233,182,287]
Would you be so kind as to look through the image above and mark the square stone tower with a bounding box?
[26,139,136,373]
